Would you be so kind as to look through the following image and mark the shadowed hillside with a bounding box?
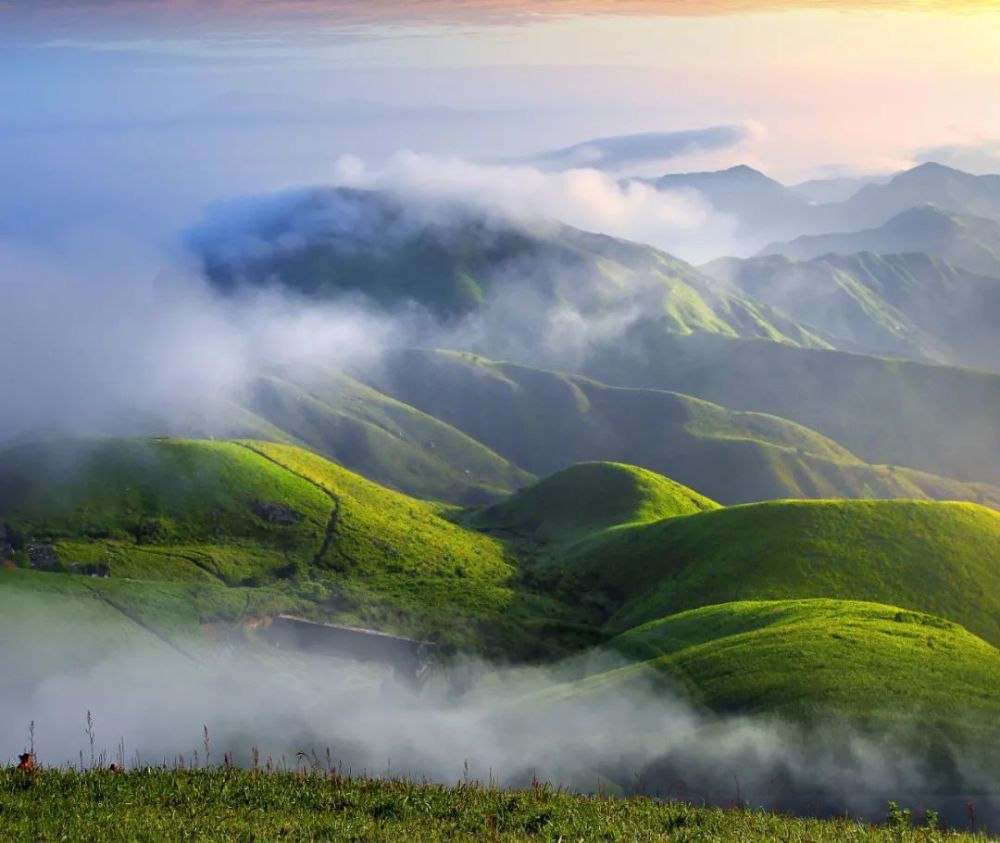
[361,349,1000,507]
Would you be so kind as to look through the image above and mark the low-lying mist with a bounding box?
[2,636,996,830]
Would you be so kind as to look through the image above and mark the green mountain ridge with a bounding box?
[704,249,1000,370]
[358,348,1000,507]
[196,186,827,348]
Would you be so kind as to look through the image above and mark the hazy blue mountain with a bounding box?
[759,205,1000,279]
[641,165,811,242]
[647,162,1000,245]
[705,250,1000,371]
[829,163,1000,228]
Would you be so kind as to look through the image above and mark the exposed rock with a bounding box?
[27,544,62,572]
[251,501,303,526]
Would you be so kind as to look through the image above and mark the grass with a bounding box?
[360,349,1000,509]
[582,329,1000,490]
[238,370,534,505]
[553,499,1000,645]
[0,768,990,842]
[0,437,578,659]
[470,462,718,546]
[600,599,1000,734]
[2,439,998,733]
[240,441,581,656]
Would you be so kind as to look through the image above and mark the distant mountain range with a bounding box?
[194,185,999,495]
[641,161,1000,251]
[705,249,1000,370]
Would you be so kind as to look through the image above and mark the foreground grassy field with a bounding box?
[0,769,989,842]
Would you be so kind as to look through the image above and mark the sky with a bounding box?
[1,0,999,240]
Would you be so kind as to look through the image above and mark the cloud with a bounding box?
[0,231,400,442]
[3,0,996,42]
[2,631,995,828]
[513,127,752,172]
[328,151,742,260]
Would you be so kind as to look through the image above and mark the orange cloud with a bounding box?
[5,0,998,25]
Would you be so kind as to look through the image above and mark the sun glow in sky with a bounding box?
[2,0,999,190]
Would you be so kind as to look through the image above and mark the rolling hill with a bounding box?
[704,250,1000,370]
[580,330,1000,488]
[591,599,1000,738]
[548,498,1000,644]
[469,461,719,544]
[1,442,998,742]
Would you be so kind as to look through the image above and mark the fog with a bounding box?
[0,136,757,445]
[3,636,996,829]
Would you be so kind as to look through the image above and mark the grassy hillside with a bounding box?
[1,769,986,842]
[706,248,1000,371]
[361,349,1000,508]
[0,438,331,585]
[194,186,825,347]
[2,441,998,742]
[0,437,577,659]
[582,330,1000,488]
[471,462,718,545]
[595,599,1000,739]
[237,369,535,505]
[551,499,1000,645]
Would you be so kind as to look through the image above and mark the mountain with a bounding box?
[759,205,1000,279]
[578,330,1000,488]
[356,349,1000,507]
[646,162,1000,245]
[194,186,825,347]
[642,164,811,241]
[704,250,1000,370]
[828,162,1000,230]
[191,184,999,492]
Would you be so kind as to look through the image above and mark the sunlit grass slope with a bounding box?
[0,438,575,658]
[239,370,534,505]
[554,499,1000,644]
[1,442,999,740]
[601,599,1000,736]
[470,462,718,545]
[240,441,580,655]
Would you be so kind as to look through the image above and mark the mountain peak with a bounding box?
[893,161,971,185]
